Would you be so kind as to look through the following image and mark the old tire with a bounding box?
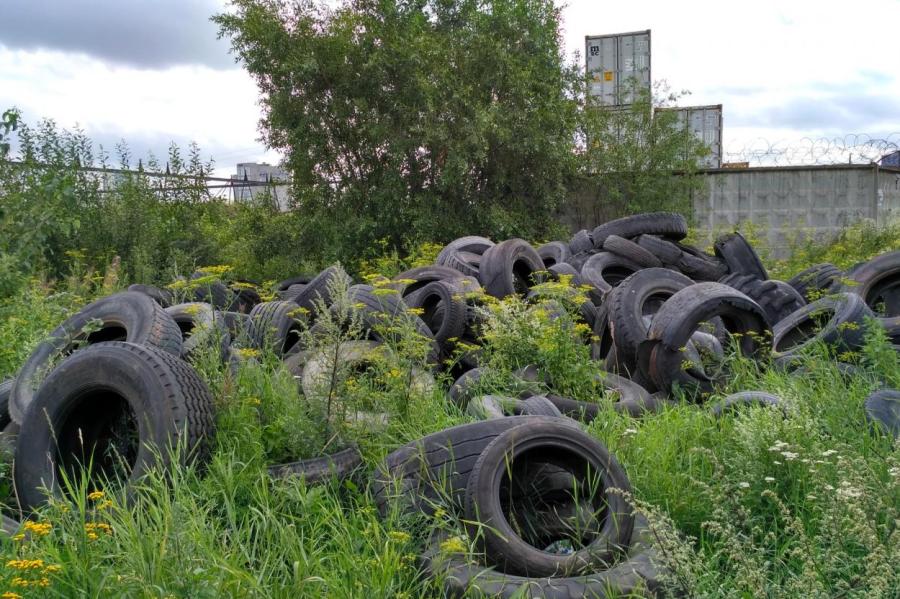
[10,291,183,424]
[580,252,644,298]
[710,391,782,417]
[637,282,770,396]
[267,445,364,483]
[863,389,900,439]
[602,236,662,269]
[713,232,768,279]
[772,293,874,358]
[248,301,304,357]
[591,213,688,249]
[166,302,231,361]
[847,250,900,317]
[14,342,215,511]
[719,273,806,325]
[787,263,844,302]
[464,420,634,577]
[478,239,544,299]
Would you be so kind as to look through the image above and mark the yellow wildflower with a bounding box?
[388,531,411,543]
[22,521,51,536]
[439,536,467,554]
[10,579,27,588]
[86,532,99,541]
[87,490,105,501]
[2,592,23,599]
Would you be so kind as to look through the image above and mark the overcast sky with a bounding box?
[1,0,898,176]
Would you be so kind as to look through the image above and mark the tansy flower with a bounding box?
[87,490,105,501]
[439,536,467,555]
[388,531,411,543]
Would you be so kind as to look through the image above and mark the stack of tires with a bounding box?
[374,417,661,598]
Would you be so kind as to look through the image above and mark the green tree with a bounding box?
[215,0,579,262]
[573,81,709,224]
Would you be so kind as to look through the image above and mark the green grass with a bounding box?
[0,247,897,597]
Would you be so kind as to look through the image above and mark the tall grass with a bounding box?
[0,249,898,597]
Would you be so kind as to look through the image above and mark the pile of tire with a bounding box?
[374,417,661,597]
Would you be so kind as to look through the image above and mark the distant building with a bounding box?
[880,150,900,168]
[231,162,291,210]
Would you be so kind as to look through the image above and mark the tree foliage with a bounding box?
[215,0,579,261]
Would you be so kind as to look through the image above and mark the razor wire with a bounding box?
[723,133,900,167]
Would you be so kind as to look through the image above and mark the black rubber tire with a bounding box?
[719,273,806,325]
[548,262,581,279]
[346,285,437,359]
[276,275,314,292]
[0,379,12,431]
[589,302,614,360]
[591,212,688,249]
[404,280,469,347]
[290,266,342,313]
[608,268,695,375]
[564,251,593,273]
[372,416,572,520]
[713,232,768,279]
[863,389,900,439]
[537,241,571,269]
[393,265,478,298]
[448,367,487,408]
[478,239,544,299]
[267,445,364,483]
[515,396,564,417]
[14,341,215,511]
[882,316,900,345]
[568,230,594,255]
[10,291,183,424]
[635,235,682,264]
[847,250,900,317]
[423,513,662,599]
[710,391,782,418]
[0,514,20,538]
[580,252,644,298]
[127,284,174,308]
[464,420,634,577]
[189,272,232,309]
[279,283,306,302]
[248,301,304,357]
[437,236,495,277]
[637,282,770,397]
[221,311,251,341]
[228,285,261,314]
[166,302,231,360]
[772,293,874,358]
[602,235,662,268]
[787,263,844,302]
[676,251,728,281]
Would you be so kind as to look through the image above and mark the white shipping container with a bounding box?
[585,30,651,106]
[658,104,723,169]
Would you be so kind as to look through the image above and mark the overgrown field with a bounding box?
[0,232,897,599]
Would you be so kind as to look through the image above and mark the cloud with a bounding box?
[0,0,234,70]
[0,46,279,178]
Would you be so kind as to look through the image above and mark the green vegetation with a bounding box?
[0,248,896,597]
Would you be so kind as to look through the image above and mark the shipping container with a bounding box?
[585,30,651,106]
[657,104,723,169]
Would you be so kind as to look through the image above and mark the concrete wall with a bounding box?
[561,164,900,258]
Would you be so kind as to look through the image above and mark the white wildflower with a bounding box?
[738,482,750,489]
[821,449,838,457]
[764,476,775,483]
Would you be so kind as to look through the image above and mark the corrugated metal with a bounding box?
[658,104,723,169]
[585,30,651,106]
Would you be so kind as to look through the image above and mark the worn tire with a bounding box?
[127,284,174,308]
[772,293,874,358]
[568,230,594,255]
[464,420,634,577]
[190,273,231,309]
[863,389,900,439]
[637,282,770,396]
[424,513,662,598]
[267,445,364,483]
[248,301,304,357]
[478,239,544,299]
[787,263,844,301]
[393,265,478,298]
[10,291,183,424]
[608,268,696,375]
[0,379,13,431]
[719,273,806,325]
[592,213,688,249]
[372,416,571,520]
[290,266,342,313]
[404,280,469,348]
[710,391,783,418]
[438,237,495,277]
[635,235,682,265]
[602,236,662,268]
[537,241,571,269]
[166,302,231,360]
[580,252,644,298]
[14,342,215,511]
[713,232,768,279]
[847,250,900,317]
